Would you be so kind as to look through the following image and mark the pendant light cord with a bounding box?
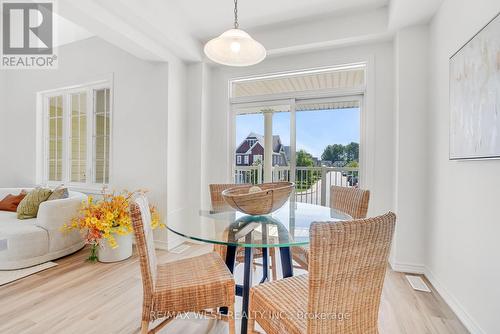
[234,0,239,29]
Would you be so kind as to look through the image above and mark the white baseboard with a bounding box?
[156,235,204,251]
[424,267,485,334]
[392,261,485,334]
[166,232,185,251]
[390,261,425,274]
[154,240,169,251]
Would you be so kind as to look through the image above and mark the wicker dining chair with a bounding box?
[330,185,370,219]
[292,185,371,270]
[248,212,396,334]
[210,184,278,280]
[130,194,236,334]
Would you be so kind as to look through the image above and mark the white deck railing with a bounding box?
[234,165,360,206]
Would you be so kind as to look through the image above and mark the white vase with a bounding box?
[98,233,133,263]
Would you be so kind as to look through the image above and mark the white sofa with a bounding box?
[0,188,86,270]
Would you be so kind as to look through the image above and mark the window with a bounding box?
[94,88,111,184]
[244,155,249,165]
[253,154,262,164]
[231,64,365,203]
[48,95,63,181]
[236,155,242,164]
[70,92,87,183]
[42,82,112,188]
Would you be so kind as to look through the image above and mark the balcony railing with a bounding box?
[234,165,360,206]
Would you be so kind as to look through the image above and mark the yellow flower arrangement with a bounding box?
[62,189,164,262]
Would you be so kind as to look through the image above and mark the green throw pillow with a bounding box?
[17,188,53,219]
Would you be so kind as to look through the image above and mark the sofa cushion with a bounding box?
[17,188,53,219]
[47,186,69,201]
[0,191,27,212]
[0,211,49,262]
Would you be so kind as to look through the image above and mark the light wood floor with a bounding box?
[0,244,468,334]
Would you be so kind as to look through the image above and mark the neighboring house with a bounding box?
[283,146,291,164]
[236,132,288,166]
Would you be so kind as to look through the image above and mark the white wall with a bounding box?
[251,7,391,56]
[163,54,190,249]
[0,72,6,162]
[427,1,500,333]
[202,42,395,216]
[186,63,212,211]
[167,58,188,212]
[0,37,190,248]
[392,25,429,271]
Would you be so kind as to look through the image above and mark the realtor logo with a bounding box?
[1,0,57,69]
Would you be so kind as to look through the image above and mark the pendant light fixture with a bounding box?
[204,0,266,67]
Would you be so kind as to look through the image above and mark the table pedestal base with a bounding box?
[222,245,294,334]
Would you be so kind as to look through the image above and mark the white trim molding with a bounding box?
[390,261,426,274]
[390,262,486,334]
[424,267,486,334]
[36,78,113,192]
[153,240,170,251]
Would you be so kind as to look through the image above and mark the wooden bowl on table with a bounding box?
[221,182,294,215]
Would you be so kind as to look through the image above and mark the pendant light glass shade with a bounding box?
[204,28,266,66]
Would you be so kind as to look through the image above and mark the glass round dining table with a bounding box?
[167,200,351,334]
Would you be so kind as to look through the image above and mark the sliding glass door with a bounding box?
[293,98,361,205]
[233,101,291,184]
[231,96,362,205]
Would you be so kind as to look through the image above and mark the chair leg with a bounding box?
[247,296,256,334]
[228,301,236,334]
[141,299,152,334]
[292,258,308,270]
[141,321,149,334]
[270,248,277,280]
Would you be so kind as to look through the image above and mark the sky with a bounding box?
[236,108,360,158]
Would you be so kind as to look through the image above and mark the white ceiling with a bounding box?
[55,0,443,62]
[172,0,389,40]
[0,0,93,48]
[389,0,443,29]
[54,13,93,47]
